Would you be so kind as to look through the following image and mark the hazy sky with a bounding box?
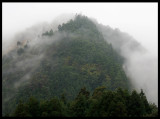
[2,2,158,56]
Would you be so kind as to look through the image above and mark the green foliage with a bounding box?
[2,14,134,116]
[13,100,31,117]
[12,86,157,117]
[92,86,106,99]
[42,29,54,36]
[145,103,158,117]
[127,90,145,117]
[140,89,152,115]
[27,96,40,117]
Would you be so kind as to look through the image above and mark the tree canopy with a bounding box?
[11,86,157,117]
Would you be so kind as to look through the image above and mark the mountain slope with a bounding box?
[2,15,131,115]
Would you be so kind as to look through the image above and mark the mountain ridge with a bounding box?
[2,14,148,116]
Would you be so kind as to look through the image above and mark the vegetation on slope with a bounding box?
[2,15,146,116]
[11,86,158,117]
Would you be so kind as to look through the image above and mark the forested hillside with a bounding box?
[2,15,157,117]
[11,87,158,117]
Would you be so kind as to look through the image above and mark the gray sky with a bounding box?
[2,3,158,56]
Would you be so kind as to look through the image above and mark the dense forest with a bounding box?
[10,87,158,117]
[2,15,158,117]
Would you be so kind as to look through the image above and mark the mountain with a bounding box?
[3,15,137,116]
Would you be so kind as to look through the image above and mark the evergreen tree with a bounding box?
[128,90,145,117]
[26,96,40,117]
[139,89,151,115]
[13,100,31,117]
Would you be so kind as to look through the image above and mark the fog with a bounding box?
[3,3,157,56]
[2,3,158,106]
[95,23,158,105]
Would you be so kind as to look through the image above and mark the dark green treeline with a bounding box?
[11,86,158,117]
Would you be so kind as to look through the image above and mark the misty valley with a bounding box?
[2,14,158,117]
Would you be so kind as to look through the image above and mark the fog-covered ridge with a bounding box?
[94,22,158,105]
[2,14,158,107]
